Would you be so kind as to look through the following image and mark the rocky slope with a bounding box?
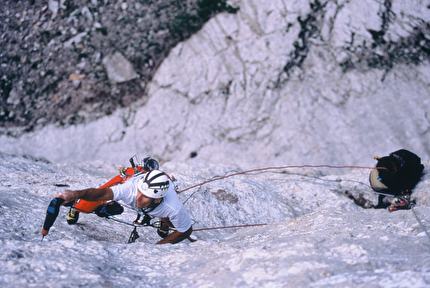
[0,0,237,132]
[1,2,430,286]
[0,152,429,287]
[1,0,429,168]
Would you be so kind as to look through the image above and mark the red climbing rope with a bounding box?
[178,164,385,194]
[180,165,386,232]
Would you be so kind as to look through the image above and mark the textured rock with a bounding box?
[102,51,139,84]
[1,0,429,169]
[0,0,236,129]
[0,152,429,287]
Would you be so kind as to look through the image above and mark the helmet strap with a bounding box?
[141,197,163,214]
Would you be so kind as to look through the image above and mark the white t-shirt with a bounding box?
[111,175,192,233]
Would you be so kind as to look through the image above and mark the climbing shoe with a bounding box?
[157,221,170,238]
[94,201,124,218]
[388,196,415,212]
[66,208,80,225]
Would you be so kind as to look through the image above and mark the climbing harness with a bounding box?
[128,227,139,243]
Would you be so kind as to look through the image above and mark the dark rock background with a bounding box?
[0,0,237,133]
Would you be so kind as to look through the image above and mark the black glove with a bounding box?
[133,213,152,225]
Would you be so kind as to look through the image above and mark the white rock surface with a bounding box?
[0,153,429,287]
[1,0,429,169]
[1,2,430,286]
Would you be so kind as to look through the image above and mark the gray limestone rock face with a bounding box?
[1,0,429,169]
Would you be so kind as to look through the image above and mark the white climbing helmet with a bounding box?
[137,170,170,199]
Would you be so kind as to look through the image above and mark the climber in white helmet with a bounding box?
[55,169,193,244]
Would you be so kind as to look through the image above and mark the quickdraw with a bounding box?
[388,195,416,212]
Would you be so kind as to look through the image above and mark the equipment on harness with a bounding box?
[137,170,170,199]
[388,195,416,212]
[143,157,159,172]
[134,213,152,226]
[128,156,159,175]
[157,220,170,238]
[127,213,154,243]
[370,149,424,209]
[128,227,140,243]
